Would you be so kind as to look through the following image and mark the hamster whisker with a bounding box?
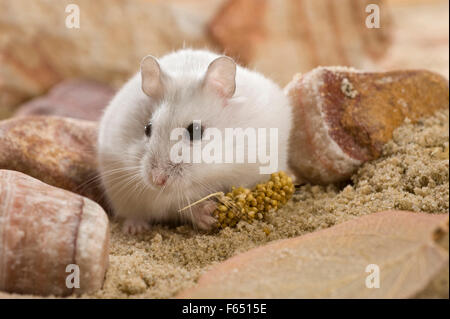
[183,170,217,195]
[135,178,151,201]
[182,190,197,231]
[105,171,143,205]
[75,166,142,196]
[112,183,143,211]
[175,182,187,225]
[96,169,142,186]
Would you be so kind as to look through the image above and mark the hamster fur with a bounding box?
[98,49,292,234]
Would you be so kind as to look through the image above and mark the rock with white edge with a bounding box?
[286,67,449,184]
[0,170,109,296]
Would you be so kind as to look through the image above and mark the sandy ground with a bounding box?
[81,109,448,299]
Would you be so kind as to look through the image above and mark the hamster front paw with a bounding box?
[122,218,151,235]
[191,201,217,231]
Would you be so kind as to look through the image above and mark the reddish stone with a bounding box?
[14,79,115,121]
[0,170,109,296]
[286,67,449,184]
[0,116,106,208]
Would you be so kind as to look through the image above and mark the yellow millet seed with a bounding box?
[211,171,295,229]
[218,205,228,212]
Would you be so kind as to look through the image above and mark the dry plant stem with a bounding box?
[178,192,224,213]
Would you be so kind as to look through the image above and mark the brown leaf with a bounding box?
[177,211,449,298]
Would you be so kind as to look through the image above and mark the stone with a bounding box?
[14,79,115,121]
[0,0,224,116]
[0,0,392,115]
[0,170,109,296]
[209,0,392,85]
[286,67,449,184]
[0,116,105,207]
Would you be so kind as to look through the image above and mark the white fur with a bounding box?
[98,49,292,231]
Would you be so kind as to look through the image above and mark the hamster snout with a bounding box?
[151,169,168,186]
[143,158,183,188]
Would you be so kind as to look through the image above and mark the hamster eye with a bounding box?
[186,122,203,141]
[144,122,152,137]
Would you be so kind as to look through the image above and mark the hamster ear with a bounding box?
[140,55,164,100]
[203,56,236,99]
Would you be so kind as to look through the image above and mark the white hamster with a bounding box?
[98,49,292,234]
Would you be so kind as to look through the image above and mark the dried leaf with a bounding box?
[178,211,449,298]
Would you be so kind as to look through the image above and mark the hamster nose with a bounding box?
[152,172,168,186]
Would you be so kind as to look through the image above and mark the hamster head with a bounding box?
[133,54,243,197]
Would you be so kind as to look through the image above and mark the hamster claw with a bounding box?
[192,201,217,231]
[122,218,151,235]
